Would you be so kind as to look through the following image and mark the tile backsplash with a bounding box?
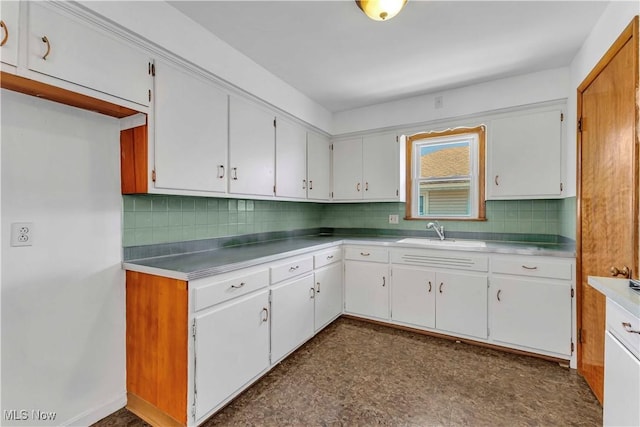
[122,195,576,247]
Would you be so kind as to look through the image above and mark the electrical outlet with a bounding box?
[11,222,34,247]
[388,215,399,224]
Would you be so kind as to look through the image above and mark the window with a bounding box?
[405,126,486,220]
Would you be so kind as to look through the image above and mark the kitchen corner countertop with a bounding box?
[123,235,575,282]
[588,276,640,317]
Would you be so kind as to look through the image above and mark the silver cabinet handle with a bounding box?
[622,322,640,334]
[316,282,321,293]
[261,307,269,322]
[310,287,315,299]
[439,283,444,293]
[495,175,499,186]
[218,164,225,179]
[427,281,432,293]
[357,182,361,192]
[302,179,306,190]
[497,289,502,301]
[288,265,299,272]
[230,282,245,289]
[382,276,386,287]
[327,255,334,260]
[522,265,538,270]
[41,36,51,60]
[232,167,238,180]
[309,180,313,190]
[360,252,370,256]
[365,182,369,191]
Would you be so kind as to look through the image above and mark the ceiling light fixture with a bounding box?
[356,0,407,21]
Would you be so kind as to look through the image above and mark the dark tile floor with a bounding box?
[94,318,602,427]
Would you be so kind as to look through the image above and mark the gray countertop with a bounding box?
[123,235,575,281]
[588,276,640,318]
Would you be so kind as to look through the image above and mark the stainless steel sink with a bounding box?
[396,238,487,248]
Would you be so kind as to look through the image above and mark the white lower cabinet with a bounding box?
[344,260,389,320]
[314,262,343,331]
[490,277,572,355]
[194,288,270,420]
[391,266,436,328]
[270,274,315,363]
[391,266,487,339]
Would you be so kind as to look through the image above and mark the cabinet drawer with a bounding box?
[194,269,269,312]
[270,256,314,284]
[344,247,388,263]
[492,256,572,280]
[607,299,640,360]
[314,247,342,269]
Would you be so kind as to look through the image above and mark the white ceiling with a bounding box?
[168,0,609,113]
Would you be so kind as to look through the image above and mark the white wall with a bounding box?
[1,90,125,426]
[78,0,333,134]
[565,1,640,196]
[332,67,570,135]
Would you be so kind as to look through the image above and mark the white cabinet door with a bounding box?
[0,1,20,68]
[153,60,228,193]
[391,266,436,328]
[307,132,331,201]
[344,261,389,320]
[604,332,640,427]
[229,96,275,197]
[27,2,150,106]
[271,274,315,363]
[275,117,307,199]
[488,109,563,199]
[363,133,399,200]
[435,271,487,339]
[490,277,572,355]
[332,138,363,200]
[194,289,270,420]
[314,262,343,331]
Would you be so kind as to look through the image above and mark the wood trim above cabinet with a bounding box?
[0,71,140,118]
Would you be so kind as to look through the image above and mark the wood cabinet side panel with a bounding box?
[126,271,188,425]
[120,124,148,194]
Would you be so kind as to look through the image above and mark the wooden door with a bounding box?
[577,17,639,404]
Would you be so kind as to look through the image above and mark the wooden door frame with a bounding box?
[576,16,640,374]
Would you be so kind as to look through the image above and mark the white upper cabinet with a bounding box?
[306,132,331,201]
[275,117,307,199]
[332,133,404,201]
[153,59,228,194]
[229,96,275,197]
[0,1,20,69]
[27,2,151,107]
[332,137,363,200]
[488,108,564,199]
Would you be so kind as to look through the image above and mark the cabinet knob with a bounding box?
[41,36,51,60]
[610,265,630,278]
[0,20,8,47]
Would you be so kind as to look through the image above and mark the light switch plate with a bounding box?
[388,215,399,224]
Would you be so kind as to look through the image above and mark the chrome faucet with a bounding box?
[427,221,445,241]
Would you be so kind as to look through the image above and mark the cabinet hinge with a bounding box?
[191,402,196,420]
[151,63,155,76]
[577,118,583,133]
[396,135,399,143]
[396,189,399,196]
[273,118,276,128]
[560,112,564,122]
[273,185,276,194]
[560,182,564,192]
[331,191,334,198]
[330,144,333,151]
[487,328,490,337]
[151,170,156,182]
[192,319,197,338]
[148,62,151,75]
[571,287,574,298]
[571,342,574,353]
[577,328,582,344]
[148,89,152,102]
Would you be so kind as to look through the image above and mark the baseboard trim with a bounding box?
[61,393,126,426]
